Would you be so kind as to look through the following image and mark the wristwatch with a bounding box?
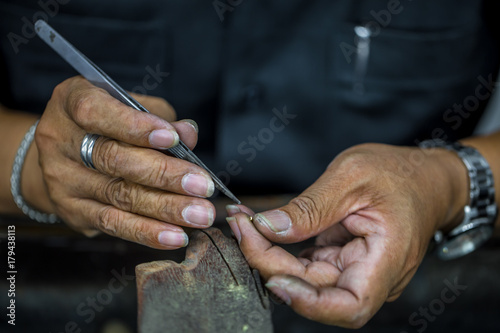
[419,139,497,260]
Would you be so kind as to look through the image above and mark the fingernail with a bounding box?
[149,129,179,149]
[182,173,215,197]
[182,205,214,227]
[182,119,199,133]
[265,282,292,306]
[226,217,241,243]
[158,231,189,247]
[254,210,291,233]
[225,205,241,216]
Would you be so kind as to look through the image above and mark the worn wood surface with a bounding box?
[136,228,273,333]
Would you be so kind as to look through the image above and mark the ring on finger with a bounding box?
[80,133,101,170]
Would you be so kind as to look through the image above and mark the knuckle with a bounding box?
[51,79,71,100]
[97,206,120,235]
[69,91,96,126]
[150,158,176,188]
[154,195,175,222]
[289,195,321,229]
[95,140,126,175]
[336,152,368,176]
[103,178,137,212]
[96,201,154,247]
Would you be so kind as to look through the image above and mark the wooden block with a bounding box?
[136,228,273,333]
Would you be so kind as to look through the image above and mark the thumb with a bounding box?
[252,174,352,243]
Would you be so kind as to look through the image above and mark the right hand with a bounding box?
[226,143,468,327]
[33,76,215,249]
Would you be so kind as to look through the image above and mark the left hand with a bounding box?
[34,77,214,249]
[226,143,468,328]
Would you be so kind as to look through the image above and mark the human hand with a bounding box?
[226,143,468,327]
[33,76,215,249]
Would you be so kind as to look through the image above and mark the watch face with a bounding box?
[437,226,493,260]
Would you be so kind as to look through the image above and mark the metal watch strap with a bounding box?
[419,139,497,259]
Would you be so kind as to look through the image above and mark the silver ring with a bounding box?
[80,133,100,170]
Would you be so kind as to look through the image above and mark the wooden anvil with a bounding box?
[136,228,273,332]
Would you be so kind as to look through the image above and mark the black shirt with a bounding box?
[1,0,499,194]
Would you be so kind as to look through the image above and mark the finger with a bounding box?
[227,213,340,287]
[58,77,180,150]
[126,94,200,149]
[225,204,255,217]
[171,119,199,150]
[250,168,362,243]
[131,93,177,122]
[89,137,214,198]
[265,233,393,327]
[130,93,199,149]
[73,168,215,229]
[264,275,380,328]
[65,197,189,250]
[298,245,343,263]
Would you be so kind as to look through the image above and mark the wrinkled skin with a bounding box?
[35,76,215,249]
[227,143,468,328]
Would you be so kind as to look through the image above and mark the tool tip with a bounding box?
[226,192,241,205]
[231,197,242,205]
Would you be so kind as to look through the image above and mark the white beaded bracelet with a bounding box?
[10,120,59,223]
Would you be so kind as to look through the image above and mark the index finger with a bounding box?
[56,76,180,150]
[131,92,177,122]
[228,213,341,288]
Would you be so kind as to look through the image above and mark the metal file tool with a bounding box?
[35,20,240,204]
